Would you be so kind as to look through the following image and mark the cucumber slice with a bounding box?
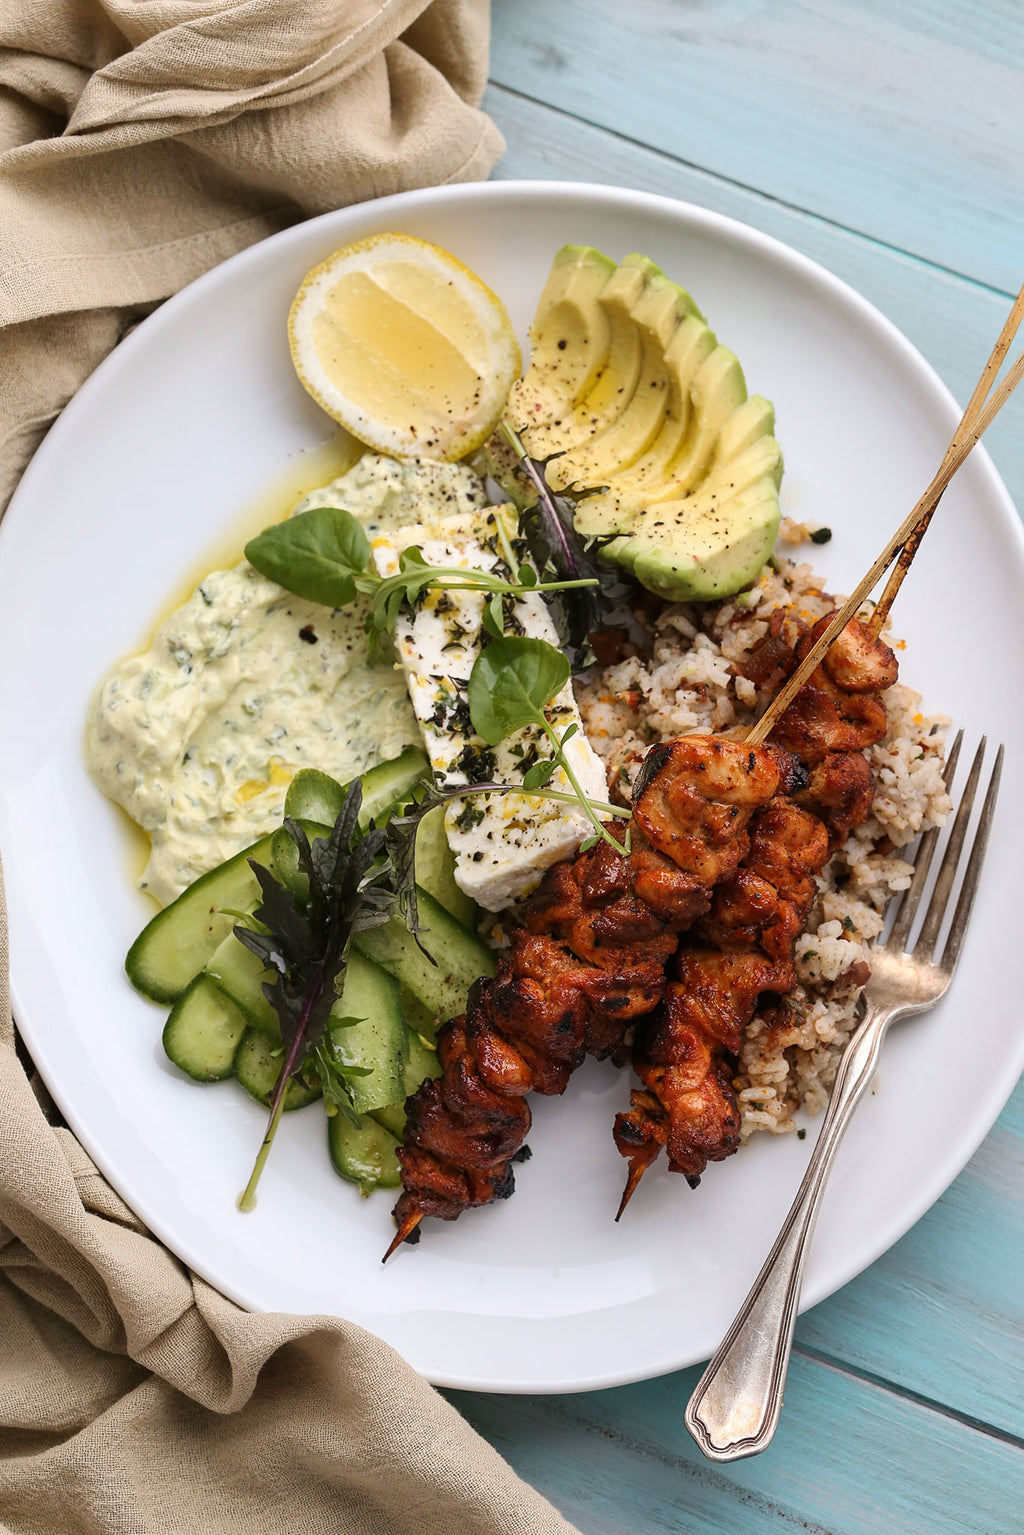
[232,1029,320,1110]
[268,818,330,899]
[162,975,247,1081]
[354,888,495,1025]
[325,950,407,1114]
[398,986,437,1042]
[279,756,479,928]
[414,804,478,927]
[371,1029,441,1139]
[208,936,407,1112]
[328,1111,401,1194]
[125,833,275,1003]
[205,931,278,1035]
[283,747,428,828]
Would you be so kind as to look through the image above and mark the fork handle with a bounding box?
[684,1001,890,1461]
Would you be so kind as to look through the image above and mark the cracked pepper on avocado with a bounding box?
[87,238,949,1233]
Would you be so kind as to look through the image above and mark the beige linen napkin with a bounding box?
[0,0,505,510]
[0,6,581,1532]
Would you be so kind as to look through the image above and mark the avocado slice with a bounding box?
[564,312,717,518]
[577,420,783,601]
[520,257,654,461]
[545,269,700,492]
[617,475,781,602]
[507,245,616,452]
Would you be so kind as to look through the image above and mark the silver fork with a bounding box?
[685,732,1003,1462]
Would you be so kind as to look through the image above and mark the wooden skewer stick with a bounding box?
[383,1210,423,1261]
[747,289,1024,749]
[615,1158,650,1221]
[869,283,1024,639]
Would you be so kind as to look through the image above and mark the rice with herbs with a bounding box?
[575,556,950,1139]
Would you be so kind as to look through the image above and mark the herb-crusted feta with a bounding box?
[371,507,610,911]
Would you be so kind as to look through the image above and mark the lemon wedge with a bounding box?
[288,233,522,461]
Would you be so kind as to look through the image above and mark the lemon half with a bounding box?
[288,233,522,462]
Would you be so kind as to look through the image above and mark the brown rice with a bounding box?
[575,556,950,1139]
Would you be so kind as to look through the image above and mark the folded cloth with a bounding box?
[0,0,505,510]
[0,6,580,1532]
[0,861,577,1535]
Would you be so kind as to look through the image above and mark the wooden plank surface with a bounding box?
[482,85,1024,510]
[471,7,1024,1530]
[450,1350,1024,1533]
[489,0,1024,294]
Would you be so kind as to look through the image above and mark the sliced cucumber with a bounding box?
[207,936,407,1112]
[162,975,247,1081]
[327,1110,401,1194]
[281,758,478,927]
[354,888,495,1026]
[398,986,437,1042]
[325,950,407,1114]
[268,818,330,899]
[205,930,278,1035]
[371,1029,441,1140]
[232,1028,321,1111]
[283,747,428,828]
[125,833,275,1003]
[414,803,478,927]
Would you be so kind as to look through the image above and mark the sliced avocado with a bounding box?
[713,393,778,464]
[580,315,718,516]
[652,346,750,501]
[545,270,700,492]
[503,244,784,603]
[506,245,616,446]
[518,257,653,461]
[615,479,780,602]
[585,431,783,601]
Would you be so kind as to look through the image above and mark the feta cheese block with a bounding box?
[371,506,610,911]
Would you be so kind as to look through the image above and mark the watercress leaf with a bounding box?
[376,582,408,635]
[522,759,557,790]
[517,562,538,588]
[244,508,370,607]
[399,545,431,572]
[480,591,504,640]
[559,722,579,746]
[468,636,570,746]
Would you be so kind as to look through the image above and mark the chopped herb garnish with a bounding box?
[233,781,419,1211]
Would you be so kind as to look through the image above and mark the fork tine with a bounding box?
[939,744,1003,975]
[913,737,987,961]
[887,728,963,952]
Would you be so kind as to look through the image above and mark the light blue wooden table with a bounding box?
[447,5,1024,1529]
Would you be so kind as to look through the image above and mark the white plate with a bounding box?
[1,182,1022,1395]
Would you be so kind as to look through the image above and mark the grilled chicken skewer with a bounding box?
[613,613,899,1210]
[385,737,781,1255]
